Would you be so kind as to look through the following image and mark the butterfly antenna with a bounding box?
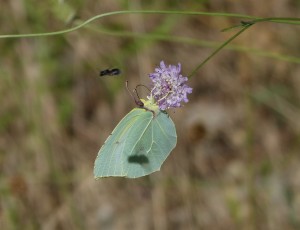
[134,84,151,103]
[125,81,144,108]
[133,87,143,102]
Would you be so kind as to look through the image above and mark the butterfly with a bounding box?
[94,82,177,178]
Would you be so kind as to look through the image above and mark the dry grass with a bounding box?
[1,0,300,229]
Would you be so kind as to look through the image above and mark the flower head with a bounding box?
[148,61,192,110]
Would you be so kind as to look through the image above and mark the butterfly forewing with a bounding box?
[94,108,177,178]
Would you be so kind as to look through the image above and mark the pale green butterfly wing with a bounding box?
[94,108,177,178]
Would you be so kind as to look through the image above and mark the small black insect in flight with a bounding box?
[99,68,121,76]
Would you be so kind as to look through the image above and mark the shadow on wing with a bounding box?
[128,155,149,164]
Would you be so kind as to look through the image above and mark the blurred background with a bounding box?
[1,0,300,229]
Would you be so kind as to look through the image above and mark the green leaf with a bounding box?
[94,108,177,178]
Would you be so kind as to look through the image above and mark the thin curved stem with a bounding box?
[0,10,266,39]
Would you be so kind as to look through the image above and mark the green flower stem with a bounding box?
[189,16,300,77]
[188,24,252,78]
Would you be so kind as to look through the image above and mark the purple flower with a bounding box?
[148,61,192,110]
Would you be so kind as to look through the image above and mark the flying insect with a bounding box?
[99,68,121,76]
